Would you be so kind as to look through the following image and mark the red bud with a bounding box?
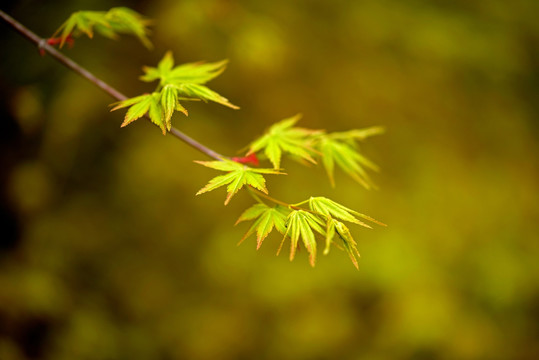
[231,153,259,166]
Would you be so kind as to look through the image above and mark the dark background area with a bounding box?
[1,0,538,359]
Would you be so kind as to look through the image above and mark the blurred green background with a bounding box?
[1,0,538,359]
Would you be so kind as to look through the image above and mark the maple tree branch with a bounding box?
[0,9,225,161]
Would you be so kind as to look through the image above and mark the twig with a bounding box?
[0,9,225,160]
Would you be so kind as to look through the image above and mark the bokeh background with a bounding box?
[1,0,538,359]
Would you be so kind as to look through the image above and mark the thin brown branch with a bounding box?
[0,9,225,160]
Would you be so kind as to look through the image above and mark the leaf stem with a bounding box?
[249,188,294,208]
[0,9,225,161]
[291,199,310,207]
[248,188,321,216]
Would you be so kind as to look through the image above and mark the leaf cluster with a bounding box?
[196,115,385,268]
[111,52,238,134]
[247,115,385,189]
[235,197,385,268]
[52,7,152,48]
[50,7,386,268]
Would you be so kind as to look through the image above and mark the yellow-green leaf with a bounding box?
[279,210,325,267]
[195,160,284,205]
[319,137,378,189]
[236,204,290,248]
[178,84,239,109]
[51,8,151,48]
[122,97,151,127]
[248,115,320,169]
[105,7,152,49]
[309,196,384,228]
[140,53,238,109]
[169,60,228,84]
[148,93,166,134]
[325,219,361,269]
[161,84,187,129]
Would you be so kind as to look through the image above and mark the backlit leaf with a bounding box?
[236,204,290,248]
[52,8,151,48]
[140,51,174,83]
[118,94,152,127]
[105,7,152,49]
[325,219,361,269]
[318,137,379,189]
[178,84,238,109]
[140,52,238,109]
[195,160,284,205]
[161,84,187,129]
[169,60,228,84]
[148,92,166,134]
[279,210,325,267]
[247,114,320,169]
[309,196,386,228]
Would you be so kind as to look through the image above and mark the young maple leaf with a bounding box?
[308,197,386,228]
[278,210,325,267]
[247,114,321,169]
[307,196,385,269]
[318,137,379,189]
[195,160,285,205]
[235,204,290,249]
[140,52,238,109]
[110,92,172,134]
[104,7,152,49]
[51,7,151,48]
[325,219,362,269]
[316,127,384,188]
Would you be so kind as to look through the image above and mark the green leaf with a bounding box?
[111,86,190,134]
[140,53,238,109]
[328,127,386,141]
[248,114,320,169]
[141,55,228,86]
[161,84,187,129]
[169,60,228,84]
[325,219,361,269]
[112,94,152,127]
[309,197,385,228]
[235,204,270,224]
[140,51,174,83]
[195,160,284,205]
[318,137,379,189]
[148,92,166,134]
[306,196,384,269]
[236,204,290,249]
[105,7,152,49]
[177,84,239,109]
[110,93,169,133]
[52,8,151,48]
[279,210,325,267]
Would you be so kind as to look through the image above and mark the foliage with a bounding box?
[247,116,384,189]
[3,1,539,358]
[231,194,385,268]
[247,114,320,169]
[26,6,385,269]
[195,160,284,205]
[52,7,152,48]
[111,52,238,134]
[194,114,386,267]
[317,131,382,189]
[236,204,289,249]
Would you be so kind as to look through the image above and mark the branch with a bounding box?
[0,9,225,161]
